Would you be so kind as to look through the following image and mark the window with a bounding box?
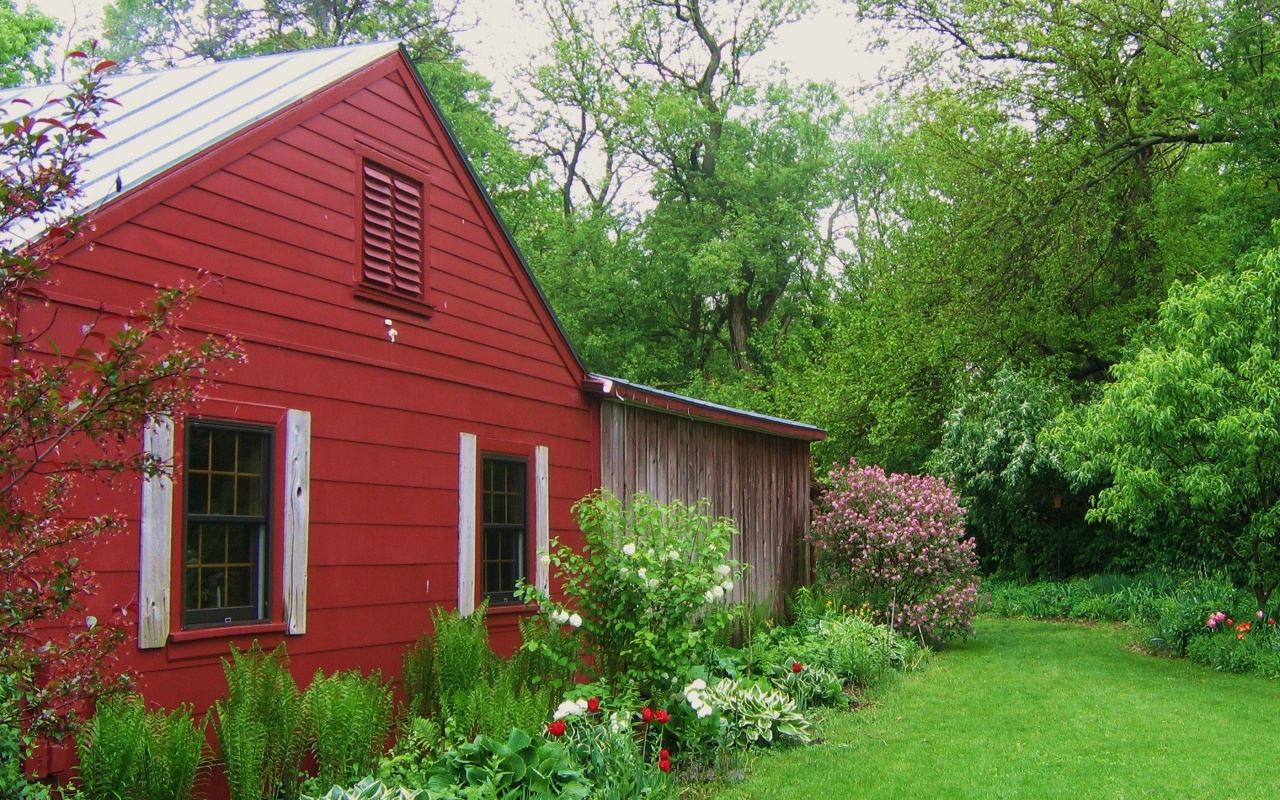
[361,161,423,298]
[481,455,528,603]
[182,421,271,626]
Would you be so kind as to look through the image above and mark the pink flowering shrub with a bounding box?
[811,460,980,641]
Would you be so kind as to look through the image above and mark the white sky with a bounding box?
[29,0,891,96]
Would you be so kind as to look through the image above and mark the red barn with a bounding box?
[4,41,824,776]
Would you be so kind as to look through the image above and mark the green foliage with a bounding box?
[700,680,810,748]
[76,694,146,800]
[402,605,555,745]
[0,673,47,800]
[0,0,56,87]
[928,366,1105,579]
[426,728,591,800]
[554,712,673,800]
[374,717,442,791]
[1050,243,1280,607]
[213,642,304,800]
[766,662,844,711]
[535,490,743,695]
[74,694,204,800]
[301,669,394,793]
[303,777,423,800]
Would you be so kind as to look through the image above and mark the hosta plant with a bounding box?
[702,679,810,748]
[304,777,423,800]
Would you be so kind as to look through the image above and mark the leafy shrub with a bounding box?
[213,642,304,800]
[811,460,980,641]
[700,679,810,748]
[1,673,47,800]
[534,490,744,694]
[553,706,673,800]
[301,669,394,793]
[135,703,206,800]
[1140,576,1246,655]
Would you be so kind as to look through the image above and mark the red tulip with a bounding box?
[547,720,567,737]
[659,758,671,773]
[654,709,670,724]
[587,697,600,713]
[791,661,803,673]
[641,707,654,723]
[660,748,670,759]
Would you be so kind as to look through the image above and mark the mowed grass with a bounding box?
[711,618,1280,799]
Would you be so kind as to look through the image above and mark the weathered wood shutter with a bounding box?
[457,433,478,616]
[139,416,174,649]
[362,162,423,297]
[535,446,550,594]
[282,409,311,634]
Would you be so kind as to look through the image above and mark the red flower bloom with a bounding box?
[547,720,567,737]
[1270,618,1276,626]
[654,709,670,724]
[658,758,671,773]
[587,697,600,713]
[660,748,670,759]
[1228,619,1235,627]
[791,661,803,673]
[641,707,654,723]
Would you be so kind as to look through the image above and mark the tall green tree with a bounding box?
[1049,243,1280,608]
[0,0,57,87]
[521,0,845,400]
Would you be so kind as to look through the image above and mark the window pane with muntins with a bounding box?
[183,423,271,626]
[481,456,527,603]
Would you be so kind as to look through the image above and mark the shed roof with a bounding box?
[586,374,826,441]
[0,42,398,244]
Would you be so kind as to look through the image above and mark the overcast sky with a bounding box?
[30,0,890,95]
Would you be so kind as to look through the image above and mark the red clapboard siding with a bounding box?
[43,50,598,731]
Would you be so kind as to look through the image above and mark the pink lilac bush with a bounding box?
[811,459,980,641]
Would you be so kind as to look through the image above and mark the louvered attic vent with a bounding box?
[362,162,423,297]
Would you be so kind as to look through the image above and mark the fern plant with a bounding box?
[213,642,304,800]
[77,694,146,800]
[301,669,394,792]
[135,703,205,800]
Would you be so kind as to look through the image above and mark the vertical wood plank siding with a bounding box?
[599,402,812,612]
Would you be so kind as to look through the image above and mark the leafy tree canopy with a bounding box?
[1049,240,1280,607]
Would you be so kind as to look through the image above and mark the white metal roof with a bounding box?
[0,41,399,244]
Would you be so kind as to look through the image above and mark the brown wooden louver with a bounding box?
[362,162,423,297]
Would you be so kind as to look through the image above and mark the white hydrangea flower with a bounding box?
[538,552,551,566]
[622,542,637,556]
[647,578,660,590]
[704,589,717,603]
[696,704,713,718]
[568,613,583,628]
[667,549,680,561]
[722,580,734,592]
[712,585,725,599]
[608,712,629,734]
[716,564,732,576]
[551,609,570,625]
[637,567,648,580]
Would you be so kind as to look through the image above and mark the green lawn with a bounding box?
[711,618,1280,799]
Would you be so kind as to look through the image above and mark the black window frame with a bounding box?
[181,419,273,628]
[480,454,529,605]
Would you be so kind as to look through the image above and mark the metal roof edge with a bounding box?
[586,373,827,441]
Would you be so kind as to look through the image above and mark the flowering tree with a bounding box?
[530,490,743,695]
[811,460,980,641]
[0,52,241,765]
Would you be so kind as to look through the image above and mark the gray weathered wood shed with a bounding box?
[584,375,825,611]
